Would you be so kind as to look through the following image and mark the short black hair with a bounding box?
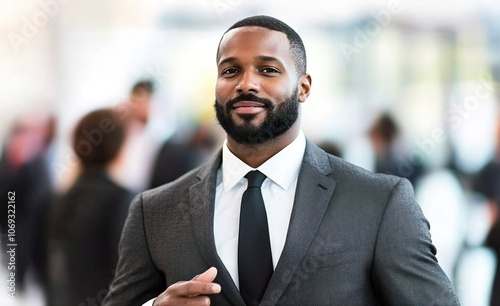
[131,80,155,95]
[217,15,307,75]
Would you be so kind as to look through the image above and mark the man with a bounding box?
[109,80,161,193]
[104,15,459,306]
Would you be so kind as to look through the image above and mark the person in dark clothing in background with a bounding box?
[47,108,133,306]
[475,114,500,306]
[369,112,423,186]
[477,160,500,306]
[0,113,55,294]
[149,124,219,188]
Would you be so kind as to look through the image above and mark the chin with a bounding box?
[235,112,266,123]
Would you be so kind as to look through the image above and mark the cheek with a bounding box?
[215,81,228,101]
[265,78,296,99]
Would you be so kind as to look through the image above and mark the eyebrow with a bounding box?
[256,55,282,64]
[218,57,238,67]
[218,55,284,68]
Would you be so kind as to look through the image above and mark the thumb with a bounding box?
[192,267,218,283]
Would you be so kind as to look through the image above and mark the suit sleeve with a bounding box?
[371,178,460,305]
[103,193,165,306]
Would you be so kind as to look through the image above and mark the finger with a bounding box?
[170,280,221,297]
[188,296,211,306]
[154,294,211,306]
[192,267,218,283]
[175,295,212,306]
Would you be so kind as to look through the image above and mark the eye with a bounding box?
[261,67,280,74]
[221,68,239,76]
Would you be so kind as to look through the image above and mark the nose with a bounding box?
[236,70,260,94]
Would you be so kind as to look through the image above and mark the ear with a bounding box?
[298,73,312,103]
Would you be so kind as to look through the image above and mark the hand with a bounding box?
[153,267,221,305]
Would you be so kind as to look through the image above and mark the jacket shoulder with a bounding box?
[140,166,202,205]
[329,154,405,190]
[305,140,404,191]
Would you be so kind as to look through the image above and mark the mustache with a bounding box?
[225,93,273,109]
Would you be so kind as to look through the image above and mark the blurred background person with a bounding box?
[47,109,132,306]
[368,112,424,186]
[108,79,163,194]
[475,112,500,306]
[316,140,343,158]
[149,123,220,188]
[0,112,55,296]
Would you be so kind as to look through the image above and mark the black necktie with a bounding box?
[238,170,273,305]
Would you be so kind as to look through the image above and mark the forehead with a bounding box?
[217,26,291,64]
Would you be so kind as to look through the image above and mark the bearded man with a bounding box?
[104,15,459,306]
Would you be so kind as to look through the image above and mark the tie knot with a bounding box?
[245,170,266,188]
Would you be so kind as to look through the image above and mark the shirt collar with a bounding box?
[221,130,306,191]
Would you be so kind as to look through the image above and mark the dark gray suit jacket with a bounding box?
[104,141,460,306]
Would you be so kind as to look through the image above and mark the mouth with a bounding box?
[232,101,267,115]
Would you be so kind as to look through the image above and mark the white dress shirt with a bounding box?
[214,131,306,288]
[143,131,306,305]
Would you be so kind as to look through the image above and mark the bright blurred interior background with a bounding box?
[2,0,500,305]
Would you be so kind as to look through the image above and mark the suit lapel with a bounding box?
[189,152,246,306]
[261,141,337,305]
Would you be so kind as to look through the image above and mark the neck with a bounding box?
[227,124,300,168]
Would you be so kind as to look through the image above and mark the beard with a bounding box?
[214,89,299,145]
